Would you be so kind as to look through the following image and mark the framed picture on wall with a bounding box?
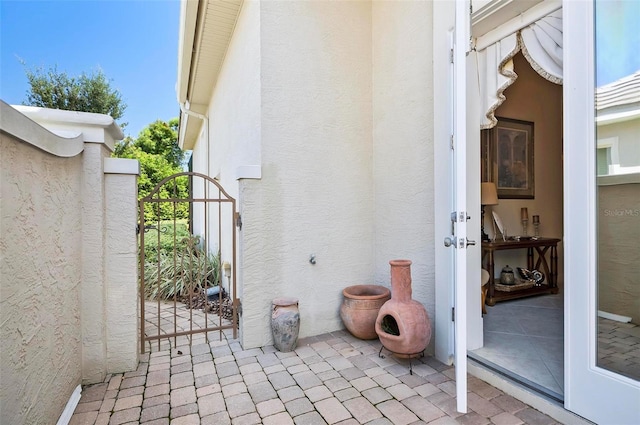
[482,117,534,199]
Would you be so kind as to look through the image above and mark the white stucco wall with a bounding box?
[371,0,437,352]
[189,1,261,297]
[597,117,640,170]
[235,0,376,348]
[105,161,140,373]
[0,130,84,425]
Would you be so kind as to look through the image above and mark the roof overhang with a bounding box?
[176,0,244,150]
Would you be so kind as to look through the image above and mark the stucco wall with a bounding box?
[598,178,640,323]
[372,1,436,351]
[0,131,83,424]
[1,103,139,424]
[488,53,565,288]
[189,1,261,294]
[236,0,375,348]
[597,117,640,170]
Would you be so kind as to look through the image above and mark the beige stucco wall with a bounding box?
[1,130,83,424]
[598,178,640,323]
[488,53,565,288]
[372,1,436,351]
[0,103,139,424]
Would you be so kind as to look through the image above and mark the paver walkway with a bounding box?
[70,301,559,424]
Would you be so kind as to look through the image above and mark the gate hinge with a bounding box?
[452,307,455,322]
[235,212,242,230]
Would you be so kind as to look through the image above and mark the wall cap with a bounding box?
[10,104,123,151]
[104,157,140,175]
[0,100,84,157]
[236,165,261,180]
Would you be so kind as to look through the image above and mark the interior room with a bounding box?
[470,51,566,402]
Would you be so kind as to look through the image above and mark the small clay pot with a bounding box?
[271,297,300,352]
[340,285,391,340]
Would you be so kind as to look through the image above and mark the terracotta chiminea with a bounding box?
[375,259,431,358]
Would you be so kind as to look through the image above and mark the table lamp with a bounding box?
[481,182,498,242]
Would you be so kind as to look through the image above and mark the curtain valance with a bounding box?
[479,9,563,129]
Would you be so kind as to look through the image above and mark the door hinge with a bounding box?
[235,212,242,230]
[450,134,454,150]
[450,48,454,64]
[452,307,455,322]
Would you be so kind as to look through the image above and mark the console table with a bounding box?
[482,237,560,306]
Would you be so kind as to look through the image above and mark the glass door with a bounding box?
[564,1,640,423]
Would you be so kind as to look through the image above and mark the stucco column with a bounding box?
[81,142,111,383]
[104,158,140,374]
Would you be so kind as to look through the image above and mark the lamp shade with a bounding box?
[481,182,498,206]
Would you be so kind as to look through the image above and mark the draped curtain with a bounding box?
[478,9,563,129]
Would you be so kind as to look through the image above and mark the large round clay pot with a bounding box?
[271,297,300,352]
[375,260,431,357]
[340,285,391,340]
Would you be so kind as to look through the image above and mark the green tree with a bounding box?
[114,119,188,221]
[23,65,126,124]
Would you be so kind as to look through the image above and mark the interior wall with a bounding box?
[486,53,564,288]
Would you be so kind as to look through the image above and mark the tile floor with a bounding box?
[471,294,640,401]
[69,302,560,425]
[469,295,564,401]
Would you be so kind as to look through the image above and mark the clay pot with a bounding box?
[271,297,300,352]
[340,285,391,340]
[375,260,431,357]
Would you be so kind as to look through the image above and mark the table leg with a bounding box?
[551,245,559,293]
[528,247,534,270]
[487,250,496,306]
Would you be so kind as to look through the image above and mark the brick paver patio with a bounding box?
[70,302,560,424]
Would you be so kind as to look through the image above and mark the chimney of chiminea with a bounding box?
[374,260,431,358]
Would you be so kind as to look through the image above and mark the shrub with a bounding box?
[143,235,221,301]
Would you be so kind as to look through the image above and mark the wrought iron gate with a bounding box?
[139,172,239,353]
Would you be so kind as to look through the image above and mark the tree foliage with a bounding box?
[114,119,188,221]
[23,66,126,123]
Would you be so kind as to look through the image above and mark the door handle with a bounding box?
[466,238,476,247]
[444,236,457,247]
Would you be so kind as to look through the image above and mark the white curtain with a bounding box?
[479,9,563,129]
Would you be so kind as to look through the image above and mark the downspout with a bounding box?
[178,101,210,178]
[179,101,211,253]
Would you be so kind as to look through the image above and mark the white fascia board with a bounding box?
[596,108,640,125]
[177,0,201,104]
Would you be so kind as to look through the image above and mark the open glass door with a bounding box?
[434,0,474,414]
[564,1,640,423]
[452,0,472,413]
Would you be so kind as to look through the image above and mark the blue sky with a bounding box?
[0,0,180,138]
[596,0,640,86]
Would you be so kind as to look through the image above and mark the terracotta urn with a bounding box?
[375,260,431,357]
[340,285,391,340]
